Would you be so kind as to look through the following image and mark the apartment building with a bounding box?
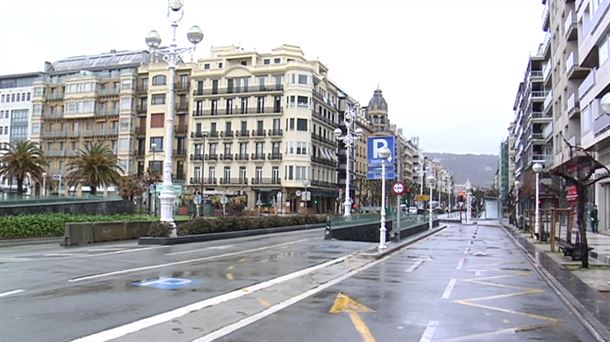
[185,44,339,213]
[30,50,150,184]
[354,108,373,208]
[0,72,43,187]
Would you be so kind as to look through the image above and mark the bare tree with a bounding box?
[550,135,610,268]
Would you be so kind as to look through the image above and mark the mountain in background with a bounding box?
[425,153,499,188]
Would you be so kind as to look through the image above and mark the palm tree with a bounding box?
[0,141,48,196]
[117,175,143,201]
[66,142,123,196]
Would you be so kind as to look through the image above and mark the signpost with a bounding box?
[392,181,405,240]
[367,136,396,180]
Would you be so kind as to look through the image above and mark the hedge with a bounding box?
[148,215,327,237]
[0,214,156,239]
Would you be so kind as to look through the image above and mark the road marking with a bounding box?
[69,238,312,283]
[441,278,457,299]
[405,259,426,272]
[225,273,234,281]
[44,253,83,257]
[0,289,24,298]
[330,292,376,342]
[419,320,439,342]
[43,246,167,259]
[192,256,384,342]
[70,254,353,342]
[456,257,465,270]
[165,244,235,256]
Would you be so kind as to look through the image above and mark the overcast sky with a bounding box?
[0,0,544,155]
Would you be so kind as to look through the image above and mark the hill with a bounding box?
[424,153,498,188]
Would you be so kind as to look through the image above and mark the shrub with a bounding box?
[0,214,155,239]
[148,221,173,237]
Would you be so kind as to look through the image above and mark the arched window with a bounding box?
[152,75,166,86]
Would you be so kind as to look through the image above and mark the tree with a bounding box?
[0,141,48,196]
[550,136,610,268]
[66,142,123,196]
[117,175,143,201]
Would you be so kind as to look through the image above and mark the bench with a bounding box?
[558,242,594,261]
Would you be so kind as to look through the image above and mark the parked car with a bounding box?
[408,206,418,214]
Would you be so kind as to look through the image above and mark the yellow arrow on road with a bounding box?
[330,292,376,342]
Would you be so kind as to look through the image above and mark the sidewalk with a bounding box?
[492,218,610,340]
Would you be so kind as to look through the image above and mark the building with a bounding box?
[30,50,150,191]
[0,72,43,188]
[185,44,339,213]
[499,140,509,200]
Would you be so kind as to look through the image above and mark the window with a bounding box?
[255,166,263,181]
[151,94,165,105]
[297,96,309,108]
[204,63,210,70]
[240,61,247,66]
[150,113,164,128]
[297,118,308,131]
[225,121,232,133]
[226,98,233,114]
[224,166,231,180]
[211,99,218,115]
[274,58,281,64]
[0,95,4,102]
[149,161,162,173]
[599,32,609,66]
[240,121,247,134]
[26,92,30,101]
[240,97,248,114]
[209,143,217,155]
[288,166,294,180]
[295,166,308,180]
[274,96,281,112]
[218,62,223,68]
[16,93,20,102]
[256,142,264,155]
[152,75,166,85]
[298,74,308,85]
[224,143,232,155]
[272,166,280,182]
[239,167,247,182]
[209,166,216,180]
[257,120,264,133]
[240,142,248,156]
[257,96,265,113]
[150,137,163,151]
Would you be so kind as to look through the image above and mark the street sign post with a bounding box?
[392,182,405,195]
[367,136,396,180]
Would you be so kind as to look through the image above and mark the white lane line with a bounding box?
[87,246,168,257]
[70,254,352,342]
[463,248,470,255]
[44,253,84,257]
[419,320,439,342]
[405,258,426,272]
[456,257,465,270]
[0,289,25,298]
[193,255,386,342]
[165,244,235,256]
[441,278,457,299]
[68,238,313,283]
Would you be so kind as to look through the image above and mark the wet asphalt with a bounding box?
[220,224,595,342]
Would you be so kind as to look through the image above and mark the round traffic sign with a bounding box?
[392,182,405,195]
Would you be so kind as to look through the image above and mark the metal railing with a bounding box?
[251,178,281,185]
[192,84,283,96]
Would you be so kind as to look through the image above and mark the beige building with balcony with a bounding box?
[184,44,340,213]
[30,50,150,190]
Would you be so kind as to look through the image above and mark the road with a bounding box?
[0,223,596,341]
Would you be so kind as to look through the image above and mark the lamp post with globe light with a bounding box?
[514,180,520,227]
[532,163,543,240]
[377,146,391,249]
[334,108,363,217]
[145,0,203,236]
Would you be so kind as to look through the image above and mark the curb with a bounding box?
[360,225,448,259]
[139,223,326,245]
[0,237,63,248]
[501,223,610,342]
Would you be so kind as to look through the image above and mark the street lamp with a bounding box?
[200,129,208,194]
[601,92,610,115]
[334,108,363,217]
[514,180,520,227]
[427,175,435,229]
[466,181,472,224]
[146,0,203,235]
[532,163,543,240]
[378,146,391,250]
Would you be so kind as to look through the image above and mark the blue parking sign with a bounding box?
[367,136,396,180]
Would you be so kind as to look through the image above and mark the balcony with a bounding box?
[43,112,64,119]
[219,178,249,185]
[174,124,188,135]
[312,111,337,127]
[175,82,190,92]
[251,129,266,137]
[543,122,554,141]
[93,128,119,137]
[176,103,189,113]
[235,154,249,161]
[220,153,233,161]
[268,129,283,137]
[45,150,66,157]
[97,88,120,96]
[190,177,217,185]
[251,153,266,161]
[190,131,208,139]
[578,71,595,100]
[251,178,281,186]
[47,92,64,100]
[209,131,220,139]
[543,90,553,109]
[136,85,148,94]
[190,106,282,117]
[312,133,336,146]
[566,52,588,80]
[531,90,548,101]
[531,153,550,164]
[223,130,234,138]
[205,154,219,161]
[192,84,283,96]
[564,11,577,40]
[593,111,610,136]
[190,153,203,161]
[268,153,282,160]
[174,149,187,157]
[567,92,580,117]
[531,111,552,123]
[542,62,552,83]
[541,4,549,31]
[540,33,551,59]
[310,179,336,188]
[136,105,148,114]
[311,155,336,167]
[530,70,543,80]
[95,108,119,117]
[236,130,250,138]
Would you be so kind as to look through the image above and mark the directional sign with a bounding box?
[392,182,405,195]
[367,136,396,180]
[130,277,201,290]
